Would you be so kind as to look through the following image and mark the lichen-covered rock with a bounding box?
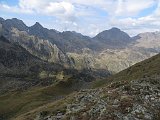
[35,77,160,120]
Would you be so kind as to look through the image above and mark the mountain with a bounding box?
[93,27,132,49]
[108,53,160,82]
[29,23,98,52]
[14,52,160,120]
[0,17,160,73]
[0,17,4,23]
[10,28,73,67]
[93,52,160,87]
[0,35,42,76]
[133,32,160,52]
[1,18,28,32]
[29,22,59,41]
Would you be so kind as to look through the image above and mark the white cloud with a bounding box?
[68,0,156,16]
[0,0,76,21]
[1,0,156,17]
[0,3,33,14]
[18,0,76,21]
[119,0,155,16]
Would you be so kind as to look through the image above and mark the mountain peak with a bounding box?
[101,27,122,34]
[0,17,4,23]
[94,27,131,48]
[32,22,43,29]
[110,27,121,31]
[2,17,28,31]
[12,18,19,21]
[10,18,26,25]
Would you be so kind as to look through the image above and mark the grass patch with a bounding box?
[0,79,76,119]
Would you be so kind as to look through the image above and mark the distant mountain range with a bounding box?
[0,17,160,73]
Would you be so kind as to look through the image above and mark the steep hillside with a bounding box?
[92,53,160,88]
[10,28,73,67]
[108,53,160,82]
[0,35,66,93]
[0,35,43,77]
[0,35,75,78]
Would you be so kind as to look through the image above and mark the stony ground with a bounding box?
[34,77,160,120]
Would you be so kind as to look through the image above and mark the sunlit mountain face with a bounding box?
[0,1,160,120]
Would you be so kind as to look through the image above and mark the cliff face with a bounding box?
[0,36,65,77]
[10,28,73,68]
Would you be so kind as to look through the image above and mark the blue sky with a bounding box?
[0,0,160,36]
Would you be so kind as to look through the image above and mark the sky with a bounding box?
[0,0,160,37]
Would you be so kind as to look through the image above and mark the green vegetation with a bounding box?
[0,79,76,119]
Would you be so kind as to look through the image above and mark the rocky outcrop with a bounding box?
[20,77,160,120]
[0,36,65,77]
[57,78,159,120]
[10,28,73,67]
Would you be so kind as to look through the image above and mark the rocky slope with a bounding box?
[0,35,42,76]
[30,78,159,120]
[14,53,160,120]
[10,28,73,67]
